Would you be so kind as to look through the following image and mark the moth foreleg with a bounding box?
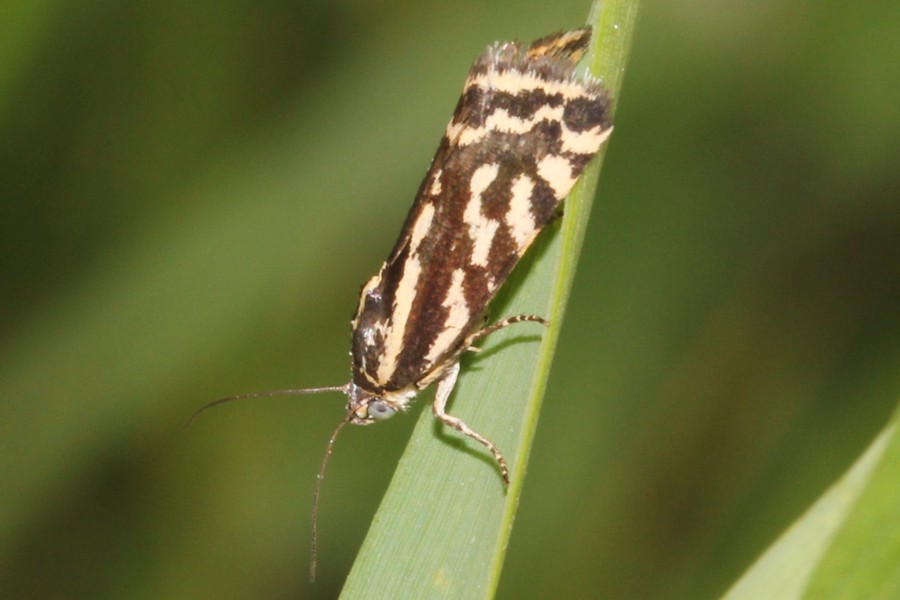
[464,314,549,352]
[433,362,510,486]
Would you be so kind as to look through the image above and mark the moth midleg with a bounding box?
[433,362,510,485]
[464,314,549,351]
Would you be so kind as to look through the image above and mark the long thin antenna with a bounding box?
[183,385,349,429]
[186,384,351,580]
[310,417,350,582]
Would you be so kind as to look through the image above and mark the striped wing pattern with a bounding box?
[351,28,612,394]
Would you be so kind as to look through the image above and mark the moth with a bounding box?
[192,26,612,578]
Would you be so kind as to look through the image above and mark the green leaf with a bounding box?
[724,405,900,600]
[340,2,639,598]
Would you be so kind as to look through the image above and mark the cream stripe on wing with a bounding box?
[447,105,565,146]
[376,256,423,383]
[559,123,612,155]
[506,174,537,249]
[424,268,470,364]
[536,154,576,197]
[465,163,501,267]
[409,202,436,255]
[464,70,599,100]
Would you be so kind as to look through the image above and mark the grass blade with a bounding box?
[724,411,900,600]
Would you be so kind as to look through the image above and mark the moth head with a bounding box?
[347,384,400,425]
[346,383,410,425]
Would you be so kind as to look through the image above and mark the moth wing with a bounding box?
[352,31,612,391]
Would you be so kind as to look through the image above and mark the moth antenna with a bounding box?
[310,417,350,582]
[183,385,349,429]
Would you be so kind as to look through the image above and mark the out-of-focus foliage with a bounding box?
[1,1,897,599]
[725,420,899,599]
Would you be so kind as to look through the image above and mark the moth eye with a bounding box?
[368,401,396,421]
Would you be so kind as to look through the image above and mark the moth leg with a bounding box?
[465,314,549,351]
[433,362,510,486]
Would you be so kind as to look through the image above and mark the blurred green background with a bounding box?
[1,1,898,598]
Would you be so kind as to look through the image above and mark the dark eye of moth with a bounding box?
[189,25,613,581]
